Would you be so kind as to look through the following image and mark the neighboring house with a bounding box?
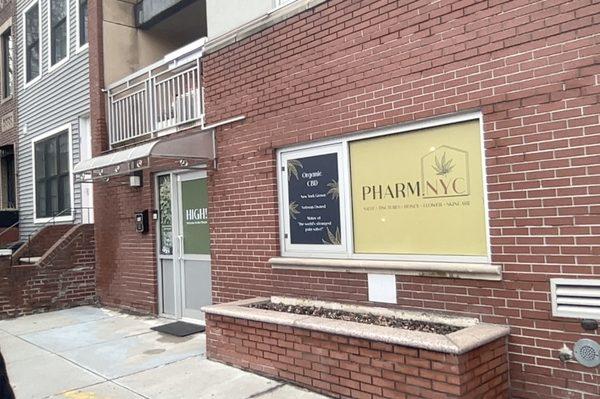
[0,0,18,245]
[15,0,90,240]
[83,0,600,398]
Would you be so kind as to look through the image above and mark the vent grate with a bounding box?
[551,279,600,319]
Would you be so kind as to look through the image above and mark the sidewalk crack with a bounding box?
[246,383,285,399]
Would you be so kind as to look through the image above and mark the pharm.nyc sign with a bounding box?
[361,145,471,201]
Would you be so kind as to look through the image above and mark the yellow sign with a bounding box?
[350,120,487,256]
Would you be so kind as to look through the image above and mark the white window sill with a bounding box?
[23,74,42,90]
[47,55,70,75]
[269,257,502,281]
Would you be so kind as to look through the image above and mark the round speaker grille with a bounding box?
[573,339,600,368]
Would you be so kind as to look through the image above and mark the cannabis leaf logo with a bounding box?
[322,227,341,245]
[432,152,454,176]
[289,201,300,220]
[287,159,303,181]
[326,179,339,200]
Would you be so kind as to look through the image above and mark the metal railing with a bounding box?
[106,41,205,148]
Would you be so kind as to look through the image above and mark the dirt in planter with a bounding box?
[249,302,463,335]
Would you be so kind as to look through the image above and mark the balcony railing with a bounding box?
[106,39,205,148]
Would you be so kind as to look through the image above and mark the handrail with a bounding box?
[105,40,205,148]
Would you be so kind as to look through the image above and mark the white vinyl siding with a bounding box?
[16,0,89,237]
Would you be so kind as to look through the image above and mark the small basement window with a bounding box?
[277,113,490,265]
[551,279,600,319]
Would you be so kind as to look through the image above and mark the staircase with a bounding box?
[0,222,97,318]
[12,224,75,265]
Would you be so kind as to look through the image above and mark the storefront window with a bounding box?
[278,116,489,262]
[280,145,347,256]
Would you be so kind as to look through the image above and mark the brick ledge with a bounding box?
[203,297,510,355]
[269,257,502,281]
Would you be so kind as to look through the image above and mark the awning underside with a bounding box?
[73,130,215,182]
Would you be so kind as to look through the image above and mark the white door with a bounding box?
[157,171,212,322]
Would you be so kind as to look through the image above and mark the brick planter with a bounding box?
[204,298,510,399]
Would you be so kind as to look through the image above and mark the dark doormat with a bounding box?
[151,321,205,337]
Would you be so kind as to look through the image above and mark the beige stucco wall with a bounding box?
[102,0,201,85]
[206,0,274,39]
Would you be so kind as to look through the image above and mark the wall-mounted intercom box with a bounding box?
[135,210,149,234]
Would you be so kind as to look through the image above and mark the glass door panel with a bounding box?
[178,173,212,321]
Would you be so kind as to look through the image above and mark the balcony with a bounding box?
[106,39,205,148]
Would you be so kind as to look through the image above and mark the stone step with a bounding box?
[19,257,42,264]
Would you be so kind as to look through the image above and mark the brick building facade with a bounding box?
[89,0,600,397]
[0,0,17,221]
[0,0,15,151]
[203,1,600,397]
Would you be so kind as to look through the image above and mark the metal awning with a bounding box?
[73,130,215,182]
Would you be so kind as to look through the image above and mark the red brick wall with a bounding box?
[93,172,158,315]
[0,224,96,318]
[88,0,160,315]
[203,0,600,397]
[206,314,509,399]
[0,227,17,246]
[12,224,74,259]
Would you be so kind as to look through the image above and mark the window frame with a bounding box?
[31,124,74,224]
[47,0,70,71]
[22,0,41,87]
[278,143,351,258]
[0,22,13,101]
[0,146,17,209]
[276,111,491,264]
[75,0,88,51]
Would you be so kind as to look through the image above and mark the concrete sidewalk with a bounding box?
[0,306,326,399]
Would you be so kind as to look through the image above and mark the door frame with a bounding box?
[155,169,210,322]
[177,170,210,322]
[155,170,178,320]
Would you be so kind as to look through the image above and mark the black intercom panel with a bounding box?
[135,210,149,234]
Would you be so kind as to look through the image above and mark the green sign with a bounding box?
[181,178,210,255]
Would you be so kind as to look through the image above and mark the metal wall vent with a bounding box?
[573,339,600,368]
[551,279,600,319]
